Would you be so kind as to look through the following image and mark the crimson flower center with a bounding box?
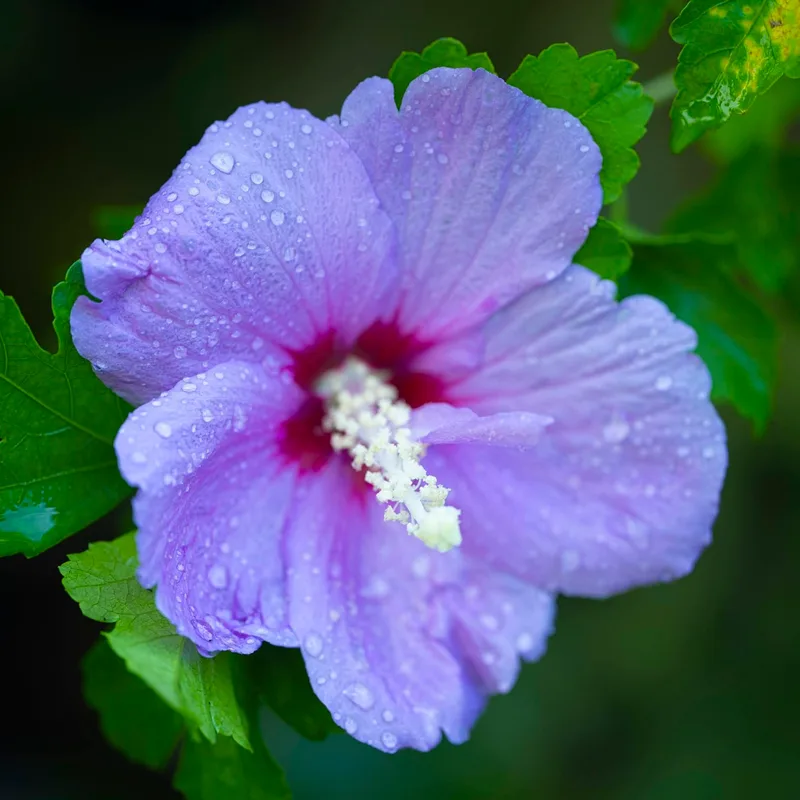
[279,322,447,473]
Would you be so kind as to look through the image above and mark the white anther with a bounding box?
[317,358,462,553]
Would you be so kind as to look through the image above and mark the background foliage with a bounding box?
[0,0,798,798]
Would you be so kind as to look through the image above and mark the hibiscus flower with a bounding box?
[71,68,726,753]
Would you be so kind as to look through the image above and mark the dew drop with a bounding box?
[603,419,630,444]
[193,619,214,641]
[343,683,375,710]
[381,731,398,750]
[579,145,590,153]
[561,549,580,572]
[182,383,197,393]
[208,564,228,589]
[300,123,312,135]
[382,709,394,723]
[173,345,187,359]
[210,151,234,173]
[480,614,499,631]
[655,375,673,391]
[516,632,534,652]
[270,210,285,225]
[304,632,323,657]
[154,422,173,439]
[131,452,147,464]
[344,718,358,734]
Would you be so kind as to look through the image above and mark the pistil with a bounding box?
[317,358,462,553]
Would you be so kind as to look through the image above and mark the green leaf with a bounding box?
[0,262,132,558]
[703,76,800,162]
[60,534,250,749]
[91,205,141,240]
[575,218,633,280]
[83,638,184,769]
[508,44,653,203]
[669,147,799,292]
[388,37,495,105]
[614,0,672,50]
[247,646,339,742]
[175,732,290,800]
[621,238,777,429]
[670,0,800,152]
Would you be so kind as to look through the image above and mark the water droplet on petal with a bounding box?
[344,718,358,734]
[208,564,228,589]
[603,419,630,444]
[343,683,375,710]
[382,709,394,723]
[381,731,398,750]
[154,422,173,439]
[304,632,323,657]
[270,210,285,225]
[193,619,214,641]
[480,614,499,631]
[561,549,580,572]
[655,375,673,391]
[210,151,234,173]
[173,346,187,359]
[516,632,534,652]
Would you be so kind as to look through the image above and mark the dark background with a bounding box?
[1,0,798,798]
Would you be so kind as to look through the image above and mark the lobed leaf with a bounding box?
[508,44,653,203]
[61,534,250,749]
[0,262,131,557]
[670,0,800,151]
[388,38,495,105]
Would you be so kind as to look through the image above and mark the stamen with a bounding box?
[317,358,462,553]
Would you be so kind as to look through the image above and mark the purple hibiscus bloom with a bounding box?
[72,68,726,752]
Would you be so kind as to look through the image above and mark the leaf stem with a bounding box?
[643,69,677,106]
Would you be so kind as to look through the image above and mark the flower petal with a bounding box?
[441,568,555,696]
[334,69,602,339]
[284,461,554,751]
[73,103,396,404]
[425,266,727,597]
[116,359,305,652]
[411,402,551,447]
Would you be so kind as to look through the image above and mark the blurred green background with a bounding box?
[1,0,798,798]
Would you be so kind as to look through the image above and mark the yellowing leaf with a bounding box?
[670,0,800,151]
